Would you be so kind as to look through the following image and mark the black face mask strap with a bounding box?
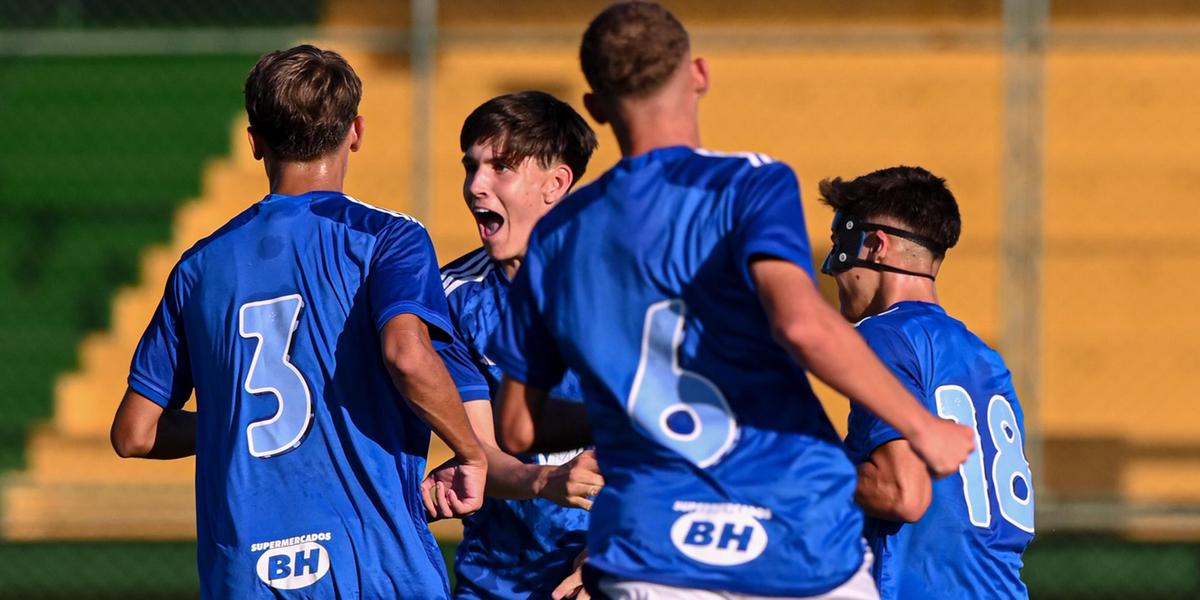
[861,222,947,255]
[851,223,943,281]
[848,258,937,281]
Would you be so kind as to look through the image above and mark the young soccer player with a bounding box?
[109,45,486,599]
[821,166,1035,599]
[424,91,603,600]
[487,3,975,598]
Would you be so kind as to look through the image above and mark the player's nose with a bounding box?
[465,171,492,200]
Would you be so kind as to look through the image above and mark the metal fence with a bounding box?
[1,0,1199,597]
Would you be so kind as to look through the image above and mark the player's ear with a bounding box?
[348,115,365,152]
[864,230,889,262]
[543,164,574,204]
[583,92,608,125]
[692,56,710,97]
[247,127,264,161]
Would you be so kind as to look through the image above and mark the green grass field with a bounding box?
[0,537,1196,598]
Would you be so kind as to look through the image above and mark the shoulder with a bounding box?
[176,201,264,273]
[440,248,495,299]
[310,193,427,237]
[674,150,798,210]
[858,303,981,362]
[531,176,610,244]
[689,149,794,183]
[854,304,927,359]
[692,148,780,170]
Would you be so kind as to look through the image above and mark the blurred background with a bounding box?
[1,0,1198,597]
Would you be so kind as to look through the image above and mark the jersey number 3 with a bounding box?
[239,294,314,458]
[935,385,1035,533]
[627,299,737,468]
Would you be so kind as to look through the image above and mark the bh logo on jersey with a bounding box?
[669,502,769,566]
[254,533,332,590]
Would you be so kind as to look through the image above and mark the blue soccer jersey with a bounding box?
[844,301,1034,600]
[438,248,588,600]
[128,191,463,599]
[487,147,865,596]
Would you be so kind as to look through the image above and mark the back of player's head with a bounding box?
[820,166,961,256]
[460,91,598,189]
[580,1,690,99]
[244,45,362,161]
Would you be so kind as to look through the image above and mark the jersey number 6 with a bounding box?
[627,299,737,468]
[239,294,314,458]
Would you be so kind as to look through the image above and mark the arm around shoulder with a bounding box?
[749,258,974,478]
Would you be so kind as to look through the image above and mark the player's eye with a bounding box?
[493,161,512,173]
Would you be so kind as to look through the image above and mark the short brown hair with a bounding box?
[580,1,690,99]
[244,45,362,161]
[460,91,598,189]
[820,166,961,255]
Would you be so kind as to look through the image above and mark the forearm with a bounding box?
[384,325,485,463]
[753,260,932,440]
[854,460,905,521]
[790,307,930,440]
[142,409,197,459]
[112,388,194,460]
[391,362,483,463]
[477,441,551,500]
[854,441,931,522]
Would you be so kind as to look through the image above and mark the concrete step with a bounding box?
[1,476,194,541]
[22,429,193,485]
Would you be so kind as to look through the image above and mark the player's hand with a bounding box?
[908,416,975,479]
[538,450,604,510]
[551,549,589,600]
[421,456,487,521]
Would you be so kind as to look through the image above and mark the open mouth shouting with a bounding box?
[473,206,505,241]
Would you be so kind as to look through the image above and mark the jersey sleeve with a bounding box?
[731,161,815,288]
[437,321,492,403]
[368,219,455,346]
[128,264,193,409]
[485,239,566,390]
[844,322,927,464]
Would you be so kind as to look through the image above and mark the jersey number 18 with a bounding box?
[935,385,1035,533]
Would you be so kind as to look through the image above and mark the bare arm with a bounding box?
[461,400,546,499]
[495,377,592,456]
[110,388,196,459]
[856,440,932,522]
[425,401,601,512]
[749,258,973,477]
[382,314,486,516]
[382,314,486,464]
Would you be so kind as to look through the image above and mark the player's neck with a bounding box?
[874,274,939,313]
[613,98,701,157]
[501,256,521,281]
[265,157,347,196]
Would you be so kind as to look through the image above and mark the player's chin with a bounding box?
[480,236,511,262]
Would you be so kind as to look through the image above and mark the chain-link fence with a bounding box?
[1,0,1198,597]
